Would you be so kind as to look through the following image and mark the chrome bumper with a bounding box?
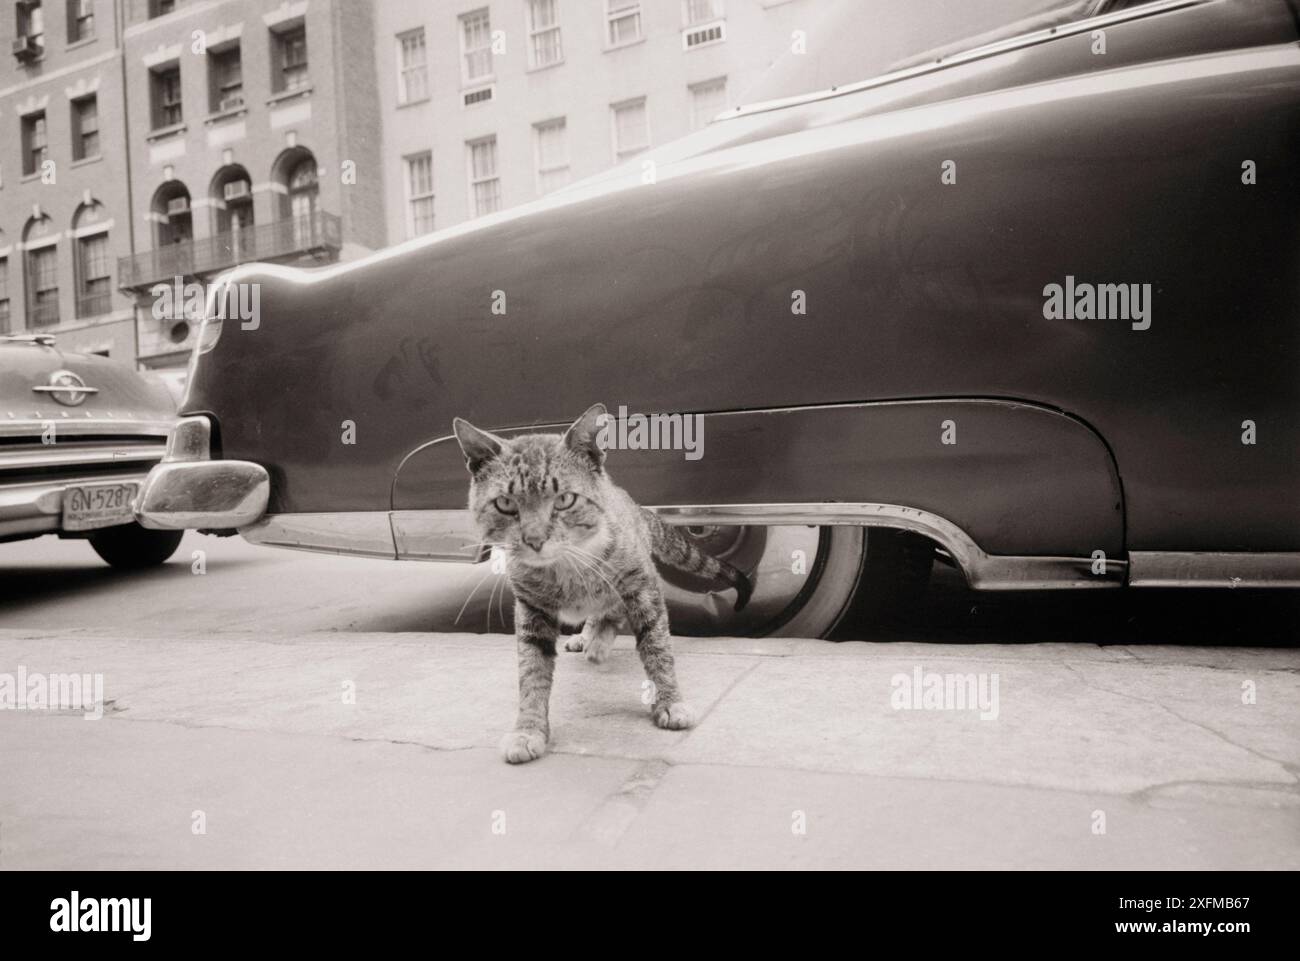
[134,460,270,530]
[133,415,269,531]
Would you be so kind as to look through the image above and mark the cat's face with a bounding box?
[453,404,610,568]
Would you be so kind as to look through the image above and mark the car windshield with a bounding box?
[740,0,1139,104]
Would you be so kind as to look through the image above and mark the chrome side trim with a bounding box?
[266,502,1124,589]
[0,418,174,440]
[241,512,397,559]
[0,444,165,471]
[650,503,1124,590]
[723,0,1209,120]
[1128,552,1300,588]
[391,509,487,562]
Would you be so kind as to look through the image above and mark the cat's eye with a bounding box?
[493,495,518,515]
[554,491,578,510]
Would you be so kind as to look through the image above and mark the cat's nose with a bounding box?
[522,535,545,552]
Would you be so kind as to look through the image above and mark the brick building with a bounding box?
[116,0,385,370]
[0,0,136,357]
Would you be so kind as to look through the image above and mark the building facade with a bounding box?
[117,0,385,370]
[3,0,821,369]
[373,0,819,243]
[0,0,136,357]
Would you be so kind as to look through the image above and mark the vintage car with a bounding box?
[137,0,1300,637]
[1,334,181,568]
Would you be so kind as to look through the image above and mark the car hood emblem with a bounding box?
[32,369,99,407]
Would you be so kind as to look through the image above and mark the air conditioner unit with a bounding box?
[682,22,725,49]
[166,197,190,216]
[223,180,251,202]
[11,36,41,62]
[218,94,245,112]
[462,85,494,107]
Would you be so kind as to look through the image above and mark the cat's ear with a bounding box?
[452,418,504,474]
[563,403,608,470]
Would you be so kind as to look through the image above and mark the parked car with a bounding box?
[1,334,182,568]
[137,0,1300,636]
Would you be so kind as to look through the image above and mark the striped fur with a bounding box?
[453,403,751,764]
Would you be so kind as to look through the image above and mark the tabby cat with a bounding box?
[453,403,752,764]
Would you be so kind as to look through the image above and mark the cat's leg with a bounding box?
[582,617,619,665]
[564,620,593,653]
[500,599,559,764]
[624,586,694,730]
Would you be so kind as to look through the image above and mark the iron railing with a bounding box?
[117,211,342,290]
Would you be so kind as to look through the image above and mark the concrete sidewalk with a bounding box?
[1,629,1297,869]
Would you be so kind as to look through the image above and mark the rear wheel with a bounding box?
[89,524,184,569]
[658,524,934,639]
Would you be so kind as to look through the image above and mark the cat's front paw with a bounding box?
[500,729,548,763]
[563,636,586,653]
[652,701,695,730]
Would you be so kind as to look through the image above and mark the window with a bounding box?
[18,1,45,51]
[273,26,309,93]
[527,0,562,68]
[460,9,493,83]
[397,29,428,103]
[210,44,243,112]
[151,64,183,128]
[22,112,48,177]
[27,245,58,327]
[150,0,176,17]
[533,118,569,194]
[612,98,648,159]
[684,0,724,26]
[72,96,99,160]
[606,0,641,47]
[0,259,10,334]
[689,77,727,129]
[467,137,500,217]
[67,0,94,42]
[405,152,435,237]
[214,169,253,236]
[77,233,111,318]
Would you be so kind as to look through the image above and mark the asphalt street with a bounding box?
[1,532,1297,869]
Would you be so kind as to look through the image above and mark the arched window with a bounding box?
[151,180,192,247]
[272,147,320,251]
[23,215,59,327]
[287,158,318,220]
[72,202,112,318]
[210,164,254,263]
[211,164,254,234]
[272,147,318,221]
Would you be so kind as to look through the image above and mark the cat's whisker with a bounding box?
[566,544,621,579]
[454,565,498,626]
[563,547,623,600]
[486,573,503,634]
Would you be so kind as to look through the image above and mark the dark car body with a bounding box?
[140,0,1300,596]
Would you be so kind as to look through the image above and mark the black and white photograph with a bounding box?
[0,0,1297,922]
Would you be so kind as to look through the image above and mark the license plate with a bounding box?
[63,483,139,532]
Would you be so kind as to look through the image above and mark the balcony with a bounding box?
[117,211,342,291]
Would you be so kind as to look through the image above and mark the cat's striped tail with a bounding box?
[642,508,753,612]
